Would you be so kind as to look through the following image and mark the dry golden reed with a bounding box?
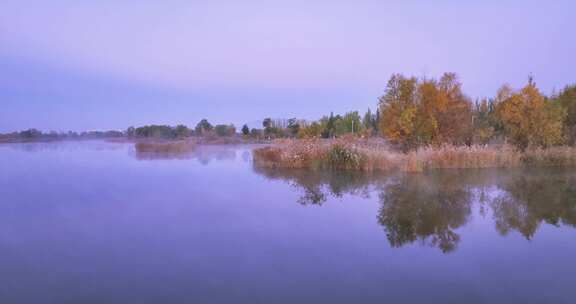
[253,139,576,172]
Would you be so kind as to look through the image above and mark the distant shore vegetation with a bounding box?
[3,72,576,171]
[0,129,125,143]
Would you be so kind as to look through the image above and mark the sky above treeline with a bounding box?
[1,0,575,132]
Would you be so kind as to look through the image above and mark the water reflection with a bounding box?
[132,149,196,160]
[131,143,239,163]
[193,146,237,165]
[490,171,576,239]
[378,173,474,253]
[255,167,576,253]
[1,140,126,152]
[253,167,386,205]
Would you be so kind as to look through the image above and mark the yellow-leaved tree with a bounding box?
[496,78,565,150]
[378,74,418,150]
[435,73,473,145]
[379,73,472,150]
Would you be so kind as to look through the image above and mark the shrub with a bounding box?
[327,144,364,170]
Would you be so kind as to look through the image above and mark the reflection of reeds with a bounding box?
[134,140,195,160]
[135,141,195,153]
[254,139,576,172]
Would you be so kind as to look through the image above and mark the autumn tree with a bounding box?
[435,73,473,145]
[496,79,565,150]
[413,78,440,145]
[378,74,418,150]
[379,73,472,150]
[553,84,576,144]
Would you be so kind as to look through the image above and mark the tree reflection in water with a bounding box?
[254,166,576,253]
[253,167,386,205]
[378,172,473,253]
[490,170,576,239]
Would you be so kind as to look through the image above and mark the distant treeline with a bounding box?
[0,121,240,142]
[126,121,238,139]
[2,72,575,150]
[0,129,124,142]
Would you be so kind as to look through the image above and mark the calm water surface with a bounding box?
[0,141,575,303]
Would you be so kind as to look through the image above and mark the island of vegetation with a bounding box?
[254,73,576,172]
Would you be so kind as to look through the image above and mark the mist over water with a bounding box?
[0,142,575,303]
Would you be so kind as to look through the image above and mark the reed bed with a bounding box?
[521,146,576,167]
[253,138,398,171]
[404,145,521,172]
[253,139,576,172]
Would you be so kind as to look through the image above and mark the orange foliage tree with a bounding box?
[378,74,418,150]
[379,73,472,150]
[495,79,565,150]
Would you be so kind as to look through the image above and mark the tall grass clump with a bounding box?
[252,146,285,168]
[327,144,365,170]
[252,139,327,169]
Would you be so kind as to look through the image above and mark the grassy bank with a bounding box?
[253,139,576,172]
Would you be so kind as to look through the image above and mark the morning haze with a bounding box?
[1,0,574,132]
[1,1,576,303]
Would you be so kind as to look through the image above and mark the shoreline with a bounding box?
[0,136,272,145]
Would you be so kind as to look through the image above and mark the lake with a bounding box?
[0,141,575,303]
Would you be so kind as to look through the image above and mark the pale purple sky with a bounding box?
[1,0,574,132]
